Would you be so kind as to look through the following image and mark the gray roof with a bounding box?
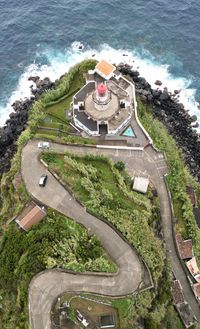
[74,82,95,102]
[74,108,97,131]
[113,69,121,76]
[176,302,196,327]
[100,315,115,327]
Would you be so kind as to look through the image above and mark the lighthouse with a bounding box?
[96,82,108,103]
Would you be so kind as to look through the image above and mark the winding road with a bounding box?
[22,141,151,329]
[21,140,200,328]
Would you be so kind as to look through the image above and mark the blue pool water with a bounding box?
[122,126,135,137]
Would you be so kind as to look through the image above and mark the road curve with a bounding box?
[44,141,200,321]
[21,141,150,329]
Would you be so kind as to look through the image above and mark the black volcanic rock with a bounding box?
[117,65,200,182]
[0,76,55,179]
[155,80,162,86]
[159,88,170,102]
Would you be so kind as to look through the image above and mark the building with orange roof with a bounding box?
[176,234,193,260]
[186,257,200,279]
[193,283,200,301]
[95,60,115,80]
[15,204,46,231]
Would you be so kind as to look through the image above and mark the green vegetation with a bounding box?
[35,131,96,145]
[0,59,194,329]
[37,58,97,139]
[55,293,119,328]
[114,160,125,171]
[137,98,200,262]
[0,59,102,328]
[0,209,116,329]
[41,151,173,326]
[0,59,97,225]
[42,152,164,284]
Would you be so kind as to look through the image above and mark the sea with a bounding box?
[0,0,200,130]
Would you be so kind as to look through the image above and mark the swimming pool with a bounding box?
[122,126,135,137]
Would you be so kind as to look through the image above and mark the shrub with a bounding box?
[114,160,125,171]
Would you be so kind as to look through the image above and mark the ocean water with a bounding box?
[0,0,200,129]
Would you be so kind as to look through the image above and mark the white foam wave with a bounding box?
[0,43,199,131]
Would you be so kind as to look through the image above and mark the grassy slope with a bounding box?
[0,210,116,329]
[0,59,111,329]
[41,151,164,281]
[41,152,177,328]
[35,58,97,144]
[137,98,200,263]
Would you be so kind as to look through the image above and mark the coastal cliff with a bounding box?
[118,64,200,182]
[0,64,199,183]
[0,77,54,176]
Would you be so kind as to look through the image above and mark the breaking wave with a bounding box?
[0,43,199,131]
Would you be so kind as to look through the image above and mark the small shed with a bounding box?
[100,315,115,328]
[132,176,149,194]
[95,60,115,80]
[186,257,200,277]
[16,204,46,231]
[176,234,193,260]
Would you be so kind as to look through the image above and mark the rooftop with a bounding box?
[171,280,185,305]
[176,302,197,328]
[74,108,98,131]
[74,82,95,102]
[100,314,115,328]
[176,234,193,260]
[132,176,149,194]
[193,283,200,298]
[85,92,119,121]
[96,60,115,78]
[16,204,46,231]
[186,257,200,276]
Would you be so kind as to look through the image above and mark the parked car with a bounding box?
[39,174,48,187]
[38,141,50,149]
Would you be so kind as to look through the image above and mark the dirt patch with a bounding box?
[70,295,118,328]
[53,293,119,329]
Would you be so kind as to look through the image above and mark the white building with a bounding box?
[72,59,136,136]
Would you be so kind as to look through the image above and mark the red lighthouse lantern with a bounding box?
[97,83,107,97]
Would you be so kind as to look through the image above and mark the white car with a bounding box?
[39,174,48,187]
[38,141,50,149]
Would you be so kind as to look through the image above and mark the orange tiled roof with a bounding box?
[176,234,193,260]
[193,283,200,298]
[18,206,46,231]
[96,60,115,77]
[186,257,200,276]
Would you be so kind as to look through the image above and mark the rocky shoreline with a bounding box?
[0,66,199,183]
[117,64,200,182]
[0,77,54,176]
